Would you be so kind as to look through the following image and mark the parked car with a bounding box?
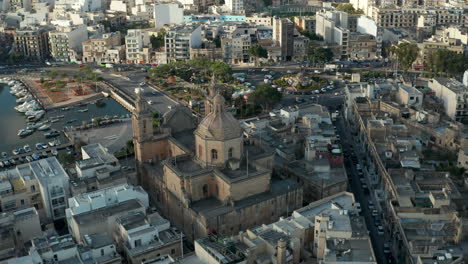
[377,225,384,235]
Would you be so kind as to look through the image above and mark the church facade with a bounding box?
[132,88,303,240]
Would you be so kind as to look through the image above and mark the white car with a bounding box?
[377,225,384,235]
[148,100,155,105]
[261,68,268,72]
[286,70,293,74]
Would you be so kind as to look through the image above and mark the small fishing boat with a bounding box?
[44,130,60,138]
[77,109,88,113]
[18,129,33,137]
[38,124,51,131]
[24,145,31,152]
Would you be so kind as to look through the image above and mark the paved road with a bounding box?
[335,112,390,264]
[99,71,178,114]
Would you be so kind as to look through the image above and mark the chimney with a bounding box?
[277,238,287,264]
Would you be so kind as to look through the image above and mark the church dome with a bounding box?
[196,94,242,141]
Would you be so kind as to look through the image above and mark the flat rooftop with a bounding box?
[325,238,375,262]
[73,199,145,225]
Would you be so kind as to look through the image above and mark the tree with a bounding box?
[299,29,323,41]
[55,80,66,89]
[249,45,268,66]
[46,71,59,79]
[210,61,232,82]
[308,45,334,65]
[389,42,419,73]
[150,29,166,50]
[249,45,268,60]
[249,84,282,110]
[58,152,75,166]
[425,49,468,77]
[335,3,363,14]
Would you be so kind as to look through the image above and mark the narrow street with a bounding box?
[335,111,390,264]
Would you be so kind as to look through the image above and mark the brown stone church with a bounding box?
[132,84,303,240]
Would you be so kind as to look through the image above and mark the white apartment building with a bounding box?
[54,0,102,12]
[428,78,468,122]
[49,24,88,62]
[225,0,243,14]
[115,212,183,263]
[32,158,70,221]
[75,143,120,178]
[125,29,150,63]
[66,184,149,242]
[153,3,183,29]
[66,184,149,218]
[165,23,202,62]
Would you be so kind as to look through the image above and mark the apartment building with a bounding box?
[221,34,251,64]
[24,233,121,264]
[225,0,243,14]
[273,17,294,61]
[164,23,202,62]
[114,211,183,264]
[442,26,468,45]
[191,192,374,263]
[82,32,124,64]
[294,16,316,33]
[153,3,183,29]
[125,29,150,64]
[0,157,69,222]
[0,208,42,259]
[428,78,468,122]
[66,184,149,243]
[13,26,50,61]
[246,14,272,26]
[348,33,378,60]
[69,143,130,196]
[349,92,468,263]
[372,8,417,28]
[293,35,309,60]
[49,24,88,62]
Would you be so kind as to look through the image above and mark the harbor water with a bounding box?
[0,83,129,154]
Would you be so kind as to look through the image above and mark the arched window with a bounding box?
[228,148,233,158]
[202,184,208,197]
[211,149,218,160]
[198,145,203,157]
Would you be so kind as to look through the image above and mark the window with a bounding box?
[171,249,176,255]
[30,185,35,192]
[228,148,233,158]
[202,184,208,197]
[101,249,104,256]
[199,145,203,157]
[211,149,218,160]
